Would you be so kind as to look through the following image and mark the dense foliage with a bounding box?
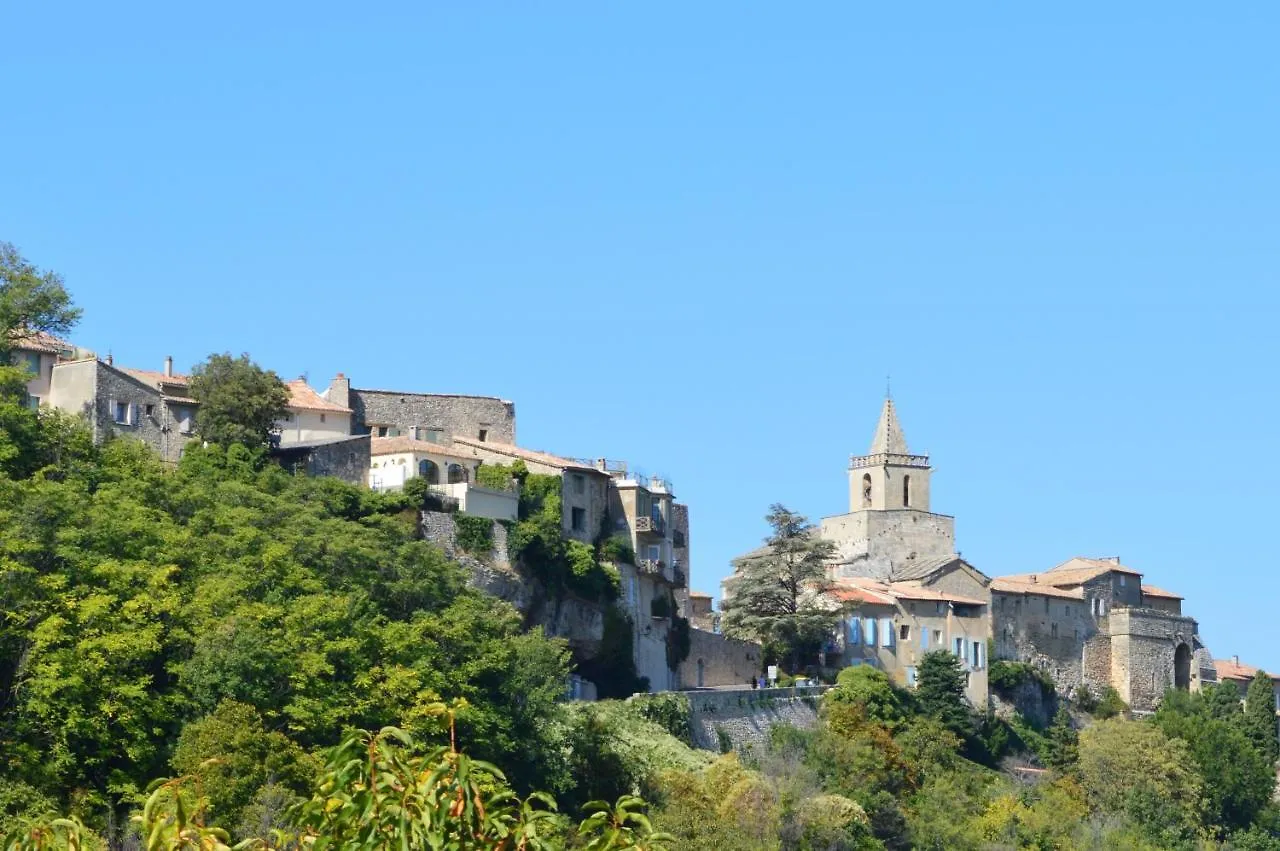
[189,353,291,449]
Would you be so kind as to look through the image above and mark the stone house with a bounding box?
[8,330,93,409]
[368,435,518,521]
[324,373,516,446]
[272,434,371,487]
[990,557,1207,712]
[829,572,991,707]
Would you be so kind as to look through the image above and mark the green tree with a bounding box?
[1205,679,1245,723]
[0,243,81,478]
[914,651,970,739]
[1077,718,1207,844]
[0,241,80,361]
[188,353,289,449]
[1244,670,1280,767]
[1043,704,1078,771]
[1154,688,1274,834]
[825,665,909,730]
[720,505,836,671]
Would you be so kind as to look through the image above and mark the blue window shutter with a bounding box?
[849,617,860,645]
[867,618,877,646]
[921,627,929,650]
[881,618,893,648]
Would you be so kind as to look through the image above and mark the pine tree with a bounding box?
[1243,670,1279,766]
[915,650,970,738]
[720,504,837,672]
[1044,704,1079,771]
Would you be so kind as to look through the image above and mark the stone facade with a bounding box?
[271,434,370,487]
[338,376,516,445]
[48,359,196,464]
[991,559,1204,712]
[821,509,957,582]
[679,628,762,689]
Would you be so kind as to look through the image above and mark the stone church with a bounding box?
[755,397,1214,712]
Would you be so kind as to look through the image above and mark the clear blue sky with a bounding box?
[4,4,1279,670]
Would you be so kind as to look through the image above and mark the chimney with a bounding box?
[1031,575,1038,583]
[1233,655,1240,666]
[105,353,113,366]
[326,372,350,409]
[164,355,173,378]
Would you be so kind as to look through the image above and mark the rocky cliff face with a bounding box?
[420,510,606,656]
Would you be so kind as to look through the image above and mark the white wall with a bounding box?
[277,409,351,446]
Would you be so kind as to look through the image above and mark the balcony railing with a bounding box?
[849,452,930,470]
[637,559,670,581]
[635,514,666,535]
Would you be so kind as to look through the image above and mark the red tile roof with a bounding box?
[9,330,73,354]
[990,576,1086,600]
[451,436,602,473]
[1215,658,1280,683]
[121,367,190,388]
[370,436,473,460]
[828,579,986,607]
[1140,584,1182,600]
[285,379,350,413]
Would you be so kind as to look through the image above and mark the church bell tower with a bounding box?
[848,398,933,513]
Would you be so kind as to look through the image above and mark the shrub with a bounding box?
[599,535,636,565]
[1093,686,1129,720]
[474,462,516,491]
[454,513,494,555]
[666,615,691,670]
[987,659,1055,700]
[632,693,693,744]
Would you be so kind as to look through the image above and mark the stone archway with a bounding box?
[1174,643,1192,691]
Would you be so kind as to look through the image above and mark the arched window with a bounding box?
[861,473,873,508]
[1174,643,1191,691]
[903,475,911,507]
[418,459,440,484]
[447,463,469,484]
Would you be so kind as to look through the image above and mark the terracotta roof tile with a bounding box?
[121,367,190,388]
[1140,584,1182,600]
[1215,658,1280,683]
[285,379,350,413]
[451,436,602,472]
[828,578,986,607]
[828,583,897,606]
[1042,557,1142,584]
[9,330,73,354]
[990,576,1086,600]
[370,436,474,460]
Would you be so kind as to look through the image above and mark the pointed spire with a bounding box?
[868,397,910,455]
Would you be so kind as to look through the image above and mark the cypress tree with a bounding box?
[1243,670,1279,766]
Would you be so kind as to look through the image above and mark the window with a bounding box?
[320,414,326,423]
[864,618,877,646]
[175,407,194,435]
[571,507,586,532]
[478,428,488,442]
[573,474,585,495]
[418,459,440,483]
[879,618,894,648]
[861,473,872,508]
[1051,623,1058,638]
[447,463,469,484]
[953,637,964,659]
[1119,575,1127,587]
[903,475,911,507]
[19,352,41,375]
[387,427,402,437]
[24,395,40,411]
[920,626,929,650]
[144,404,155,417]
[936,602,944,615]
[1044,597,1050,614]
[973,641,983,669]
[933,629,942,645]
[848,617,861,645]
[646,545,660,562]
[899,623,911,642]
[113,400,131,425]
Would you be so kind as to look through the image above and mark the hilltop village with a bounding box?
[11,332,1280,723]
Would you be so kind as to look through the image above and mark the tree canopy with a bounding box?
[0,241,80,361]
[188,352,290,448]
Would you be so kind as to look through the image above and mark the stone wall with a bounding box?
[992,590,1098,697]
[686,686,826,754]
[1109,607,1197,712]
[679,629,761,689]
[273,435,370,486]
[821,509,956,580]
[351,389,515,443]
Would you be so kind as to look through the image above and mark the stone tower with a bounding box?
[848,398,933,512]
[822,398,955,581]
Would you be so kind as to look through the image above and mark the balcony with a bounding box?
[635,514,666,535]
[849,452,930,470]
[637,559,673,583]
